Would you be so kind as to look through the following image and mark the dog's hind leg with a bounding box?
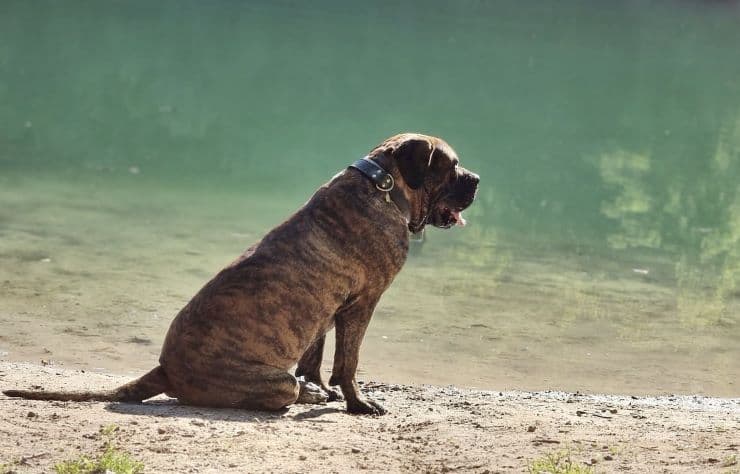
[295,334,342,401]
[171,362,301,411]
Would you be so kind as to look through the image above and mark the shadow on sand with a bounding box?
[104,398,345,423]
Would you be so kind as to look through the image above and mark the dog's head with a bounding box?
[371,133,479,233]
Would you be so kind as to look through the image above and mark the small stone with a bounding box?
[157,427,167,435]
[351,447,361,454]
[526,425,536,432]
[604,455,614,461]
[609,408,618,414]
[27,411,37,418]
[191,420,205,427]
[298,455,307,461]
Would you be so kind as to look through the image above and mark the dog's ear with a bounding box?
[393,138,434,190]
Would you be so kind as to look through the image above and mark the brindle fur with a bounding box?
[3,133,479,415]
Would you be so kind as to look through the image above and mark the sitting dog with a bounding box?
[3,133,479,415]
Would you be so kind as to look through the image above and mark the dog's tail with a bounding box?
[2,365,170,403]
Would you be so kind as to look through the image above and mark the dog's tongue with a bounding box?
[452,210,466,227]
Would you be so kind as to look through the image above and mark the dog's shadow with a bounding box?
[104,398,344,423]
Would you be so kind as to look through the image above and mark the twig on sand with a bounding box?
[592,413,613,419]
[19,452,49,465]
[532,438,561,445]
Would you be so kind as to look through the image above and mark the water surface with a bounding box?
[1,0,738,395]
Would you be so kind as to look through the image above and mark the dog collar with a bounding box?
[349,158,395,194]
[349,157,411,221]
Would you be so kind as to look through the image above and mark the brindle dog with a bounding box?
[3,133,479,415]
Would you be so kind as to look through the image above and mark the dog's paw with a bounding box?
[326,387,343,402]
[296,381,329,405]
[347,398,387,416]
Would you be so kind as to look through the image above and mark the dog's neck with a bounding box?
[349,156,411,223]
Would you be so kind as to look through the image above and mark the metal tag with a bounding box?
[409,228,425,242]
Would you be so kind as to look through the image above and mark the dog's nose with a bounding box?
[469,172,480,185]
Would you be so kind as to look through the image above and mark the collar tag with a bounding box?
[410,228,425,242]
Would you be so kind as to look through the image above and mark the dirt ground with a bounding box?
[0,362,738,473]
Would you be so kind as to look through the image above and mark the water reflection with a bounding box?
[673,114,740,327]
[599,150,659,250]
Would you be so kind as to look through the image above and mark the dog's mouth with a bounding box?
[428,180,477,230]
[433,205,467,229]
[409,201,467,233]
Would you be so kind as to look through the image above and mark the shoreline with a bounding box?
[1,362,738,473]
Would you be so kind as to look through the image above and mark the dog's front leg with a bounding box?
[328,297,386,415]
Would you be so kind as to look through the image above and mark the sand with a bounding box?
[1,361,738,473]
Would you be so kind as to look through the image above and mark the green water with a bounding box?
[1,0,738,395]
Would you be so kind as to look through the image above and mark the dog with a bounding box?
[3,133,479,415]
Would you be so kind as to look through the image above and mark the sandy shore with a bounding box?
[0,362,738,473]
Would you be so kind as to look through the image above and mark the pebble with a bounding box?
[526,425,536,432]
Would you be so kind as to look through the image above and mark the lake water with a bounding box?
[1,0,738,396]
